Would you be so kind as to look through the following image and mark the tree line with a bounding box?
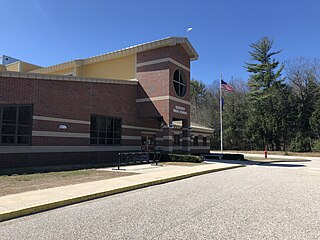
[190,36,320,152]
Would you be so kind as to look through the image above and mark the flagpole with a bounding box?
[220,74,223,153]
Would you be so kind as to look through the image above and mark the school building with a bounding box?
[0,37,213,168]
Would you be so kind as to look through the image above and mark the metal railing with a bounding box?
[115,151,162,170]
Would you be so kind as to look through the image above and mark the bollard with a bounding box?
[264,149,268,159]
[118,153,121,170]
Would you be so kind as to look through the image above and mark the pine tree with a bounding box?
[222,79,250,150]
[245,36,286,150]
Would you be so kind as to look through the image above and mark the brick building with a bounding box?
[0,37,213,168]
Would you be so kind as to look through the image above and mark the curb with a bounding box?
[0,164,244,222]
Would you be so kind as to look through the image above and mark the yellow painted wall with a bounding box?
[46,67,74,76]
[5,62,19,72]
[30,54,135,79]
[81,54,135,80]
[0,65,7,72]
[21,62,41,72]
[5,61,41,72]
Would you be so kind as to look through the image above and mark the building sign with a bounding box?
[173,105,187,115]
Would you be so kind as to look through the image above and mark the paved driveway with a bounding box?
[0,159,319,239]
[229,152,320,161]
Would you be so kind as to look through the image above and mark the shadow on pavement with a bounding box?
[204,159,306,168]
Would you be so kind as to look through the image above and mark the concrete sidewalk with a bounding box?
[0,162,244,222]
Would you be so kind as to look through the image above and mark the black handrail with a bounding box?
[116,151,162,170]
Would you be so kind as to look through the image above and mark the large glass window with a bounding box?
[203,137,207,146]
[173,134,180,146]
[90,115,121,145]
[173,69,187,97]
[0,105,32,145]
[192,136,198,146]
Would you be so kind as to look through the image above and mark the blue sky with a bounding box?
[1,0,320,85]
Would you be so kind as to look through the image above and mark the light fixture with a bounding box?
[59,124,67,130]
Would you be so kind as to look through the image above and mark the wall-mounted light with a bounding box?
[59,124,67,130]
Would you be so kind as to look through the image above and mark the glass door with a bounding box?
[141,135,155,151]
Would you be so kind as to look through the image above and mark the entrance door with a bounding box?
[141,135,155,151]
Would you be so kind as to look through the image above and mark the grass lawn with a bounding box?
[0,169,136,197]
[0,162,203,197]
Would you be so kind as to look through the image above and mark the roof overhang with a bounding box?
[172,121,214,134]
[32,37,199,74]
[0,64,7,72]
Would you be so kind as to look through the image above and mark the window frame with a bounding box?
[203,137,207,146]
[173,69,187,98]
[192,135,198,146]
[0,104,33,146]
[173,134,181,146]
[90,114,122,146]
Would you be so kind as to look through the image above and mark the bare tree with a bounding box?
[286,57,320,101]
[285,57,320,151]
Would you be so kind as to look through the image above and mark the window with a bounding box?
[203,137,207,146]
[192,136,198,146]
[90,115,121,145]
[0,105,32,145]
[173,69,187,97]
[173,134,180,146]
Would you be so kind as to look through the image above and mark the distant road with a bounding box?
[224,152,320,161]
[1,160,319,239]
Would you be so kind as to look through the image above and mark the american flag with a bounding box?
[221,80,234,92]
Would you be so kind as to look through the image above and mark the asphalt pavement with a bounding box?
[0,157,319,239]
[0,163,241,222]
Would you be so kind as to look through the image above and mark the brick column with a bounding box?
[182,119,190,154]
[162,126,173,153]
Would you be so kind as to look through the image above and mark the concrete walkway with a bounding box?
[0,162,244,222]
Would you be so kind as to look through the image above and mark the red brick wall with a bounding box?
[137,45,191,124]
[32,120,89,133]
[137,46,171,63]
[0,75,164,168]
[137,64,170,98]
[136,45,190,68]
[32,137,89,146]
[0,76,160,147]
[0,151,118,169]
[169,44,190,69]
[0,42,194,168]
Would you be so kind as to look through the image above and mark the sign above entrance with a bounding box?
[173,105,187,115]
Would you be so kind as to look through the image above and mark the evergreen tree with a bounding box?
[245,36,286,150]
[222,79,250,150]
[190,79,215,127]
[310,99,320,138]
